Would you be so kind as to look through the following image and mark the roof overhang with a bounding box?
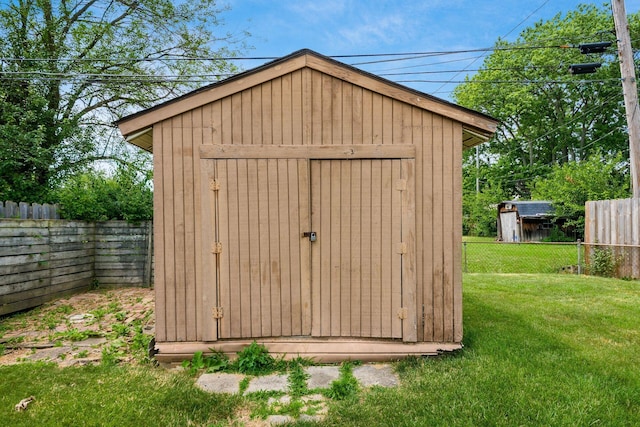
[118,49,498,153]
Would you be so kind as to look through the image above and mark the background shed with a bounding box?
[497,201,554,242]
[117,49,498,362]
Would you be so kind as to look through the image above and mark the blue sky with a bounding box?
[221,0,640,100]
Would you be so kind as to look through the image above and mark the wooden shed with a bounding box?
[497,201,555,242]
[117,49,498,363]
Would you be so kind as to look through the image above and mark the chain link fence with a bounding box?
[463,240,640,278]
[462,241,584,274]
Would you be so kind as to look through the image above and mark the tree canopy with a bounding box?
[455,4,638,236]
[0,0,246,202]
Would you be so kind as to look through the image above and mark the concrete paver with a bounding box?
[195,363,399,395]
[305,365,341,389]
[353,364,399,387]
[196,372,243,394]
[245,373,289,394]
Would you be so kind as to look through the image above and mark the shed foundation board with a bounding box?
[154,339,462,364]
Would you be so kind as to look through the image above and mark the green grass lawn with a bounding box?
[1,274,639,426]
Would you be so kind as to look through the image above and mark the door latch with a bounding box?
[302,231,317,242]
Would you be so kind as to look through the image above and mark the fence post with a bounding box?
[577,239,582,275]
[463,241,468,273]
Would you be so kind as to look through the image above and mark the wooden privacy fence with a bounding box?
[585,198,640,279]
[0,201,60,219]
[0,220,152,316]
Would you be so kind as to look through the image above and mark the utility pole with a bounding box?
[612,0,640,198]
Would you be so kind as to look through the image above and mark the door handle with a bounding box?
[302,231,317,242]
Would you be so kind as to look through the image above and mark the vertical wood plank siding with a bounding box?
[156,68,463,343]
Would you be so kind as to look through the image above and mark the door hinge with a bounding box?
[212,306,224,319]
[397,307,408,320]
[211,242,222,254]
[396,242,407,254]
[209,179,220,191]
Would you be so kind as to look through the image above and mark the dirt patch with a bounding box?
[0,287,154,367]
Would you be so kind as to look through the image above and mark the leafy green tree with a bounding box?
[0,0,246,202]
[532,152,630,233]
[54,158,153,222]
[454,4,638,199]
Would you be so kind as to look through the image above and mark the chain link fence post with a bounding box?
[464,241,468,273]
[577,239,582,275]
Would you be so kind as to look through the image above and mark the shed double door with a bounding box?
[204,158,416,342]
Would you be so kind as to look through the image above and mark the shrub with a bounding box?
[589,246,618,277]
[54,160,152,222]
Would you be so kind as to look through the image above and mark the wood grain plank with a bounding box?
[278,159,293,336]
[302,68,312,146]
[360,160,372,337]
[199,160,217,341]
[311,70,323,146]
[261,81,273,145]
[200,144,416,159]
[192,107,204,341]
[310,160,323,336]
[340,161,352,336]
[322,74,333,146]
[231,92,243,145]
[298,159,312,335]
[402,159,418,342]
[342,83,353,145]
[282,74,293,145]
[330,161,342,336]
[370,160,383,337]
[288,159,303,335]
[350,160,362,336]
[226,160,242,338]
[268,159,282,337]
[292,70,303,145]
[372,93,383,144]
[236,160,252,337]
[391,160,402,339]
[218,160,233,338]
[162,119,176,342]
[221,97,232,146]
[412,107,425,342]
[321,161,333,335]
[272,78,283,145]
[241,91,252,145]
[380,160,393,338]
[173,114,187,342]
[352,86,363,144]
[151,125,165,342]
[257,159,272,336]
[452,124,463,342]
[332,78,343,145]
[247,159,261,337]
[362,89,373,144]
[249,86,261,145]
[205,103,217,146]
[431,115,445,342]
[382,97,393,145]
[421,110,435,341]
[182,110,197,341]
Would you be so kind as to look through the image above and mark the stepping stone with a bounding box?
[27,346,70,361]
[266,414,294,425]
[305,365,341,389]
[353,364,399,387]
[245,373,288,394]
[196,373,243,394]
[75,337,107,347]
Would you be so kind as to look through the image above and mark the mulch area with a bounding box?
[0,287,154,367]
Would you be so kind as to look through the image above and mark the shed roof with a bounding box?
[501,201,554,218]
[117,49,498,152]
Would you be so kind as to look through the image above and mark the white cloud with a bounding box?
[337,14,409,47]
